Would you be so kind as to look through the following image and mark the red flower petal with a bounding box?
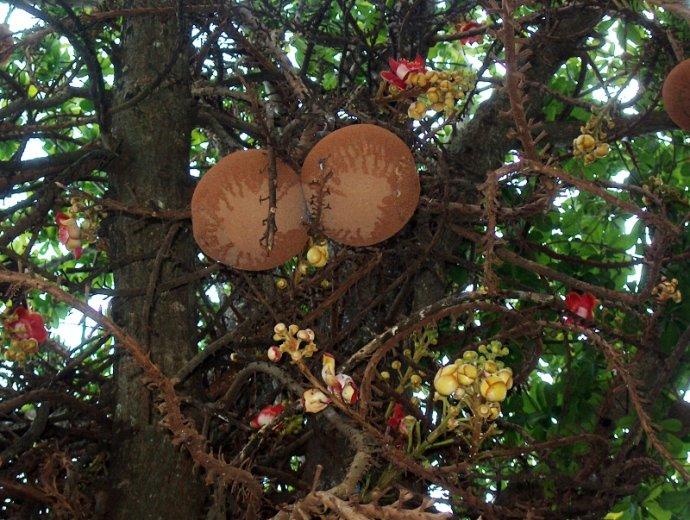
[380,70,408,90]
[387,403,405,430]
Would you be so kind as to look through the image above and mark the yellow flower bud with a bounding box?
[456,363,478,385]
[462,350,478,361]
[307,245,328,268]
[275,278,288,290]
[380,371,391,380]
[410,374,422,387]
[391,360,402,370]
[274,323,287,334]
[452,387,466,400]
[434,365,459,396]
[483,360,498,373]
[574,134,596,153]
[593,143,610,158]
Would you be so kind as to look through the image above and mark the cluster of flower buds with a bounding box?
[433,341,513,422]
[380,56,475,120]
[652,276,682,303]
[572,110,613,165]
[268,323,318,362]
[406,69,475,119]
[56,212,83,259]
[641,175,686,207]
[379,327,437,391]
[55,197,103,259]
[1,305,48,363]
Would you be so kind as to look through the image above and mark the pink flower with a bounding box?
[380,55,426,90]
[56,212,82,259]
[457,21,484,45]
[6,307,48,344]
[565,291,597,323]
[250,403,285,428]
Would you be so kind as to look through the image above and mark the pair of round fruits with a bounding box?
[191,124,420,271]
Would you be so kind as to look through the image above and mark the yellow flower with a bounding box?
[495,368,513,390]
[480,375,508,402]
[410,374,422,387]
[275,278,288,290]
[574,134,596,153]
[391,360,402,370]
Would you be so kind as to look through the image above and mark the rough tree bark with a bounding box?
[105,1,207,517]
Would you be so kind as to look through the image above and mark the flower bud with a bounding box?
[274,323,287,334]
[456,363,478,385]
[434,365,459,396]
[480,375,508,402]
[267,346,282,362]
[302,388,330,413]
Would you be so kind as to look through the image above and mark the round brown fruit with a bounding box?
[662,59,690,131]
[191,149,308,270]
[301,124,419,246]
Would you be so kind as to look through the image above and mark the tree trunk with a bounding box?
[106,2,206,518]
